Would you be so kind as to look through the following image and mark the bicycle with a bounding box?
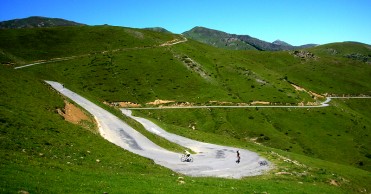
[180,154,193,162]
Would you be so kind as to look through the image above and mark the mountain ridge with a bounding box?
[0,16,86,29]
[272,39,292,46]
[182,26,318,51]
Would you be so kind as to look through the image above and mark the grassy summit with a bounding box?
[1,25,370,193]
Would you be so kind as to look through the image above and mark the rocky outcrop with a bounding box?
[291,50,318,60]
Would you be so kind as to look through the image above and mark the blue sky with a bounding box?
[1,0,370,46]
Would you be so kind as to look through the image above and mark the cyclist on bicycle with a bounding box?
[184,150,191,159]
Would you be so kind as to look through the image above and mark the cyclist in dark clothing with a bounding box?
[236,150,240,163]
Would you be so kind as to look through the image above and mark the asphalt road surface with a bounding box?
[45,81,270,178]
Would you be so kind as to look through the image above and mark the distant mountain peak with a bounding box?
[272,39,292,47]
[0,16,86,29]
[188,26,228,35]
[183,26,316,51]
[143,27,172,34]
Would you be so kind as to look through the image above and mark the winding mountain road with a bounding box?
[45,81,270,178]
[18,33,370,178]
[125,96,371,110]
[45,81,369,178]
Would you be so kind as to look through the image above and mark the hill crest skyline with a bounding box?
[1,16,370,47]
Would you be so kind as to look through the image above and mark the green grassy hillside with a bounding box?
[1,64,370,193]
[242,50,371,95]
[14,26,371,168]
[134,99,371,170]
[1,25,371,193]
[309,42,371,63]
[23,39,317,105]
[0,25,179,65]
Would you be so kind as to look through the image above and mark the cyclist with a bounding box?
[184,150,191,159]
[236,150,240,164]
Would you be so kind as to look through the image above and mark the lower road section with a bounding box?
[45,81,270,178]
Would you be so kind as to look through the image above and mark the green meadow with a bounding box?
[1,25,370,193]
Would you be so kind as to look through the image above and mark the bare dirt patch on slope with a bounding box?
[57,100,97,133]
[146,99,175,105]
[104,101,141,108]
